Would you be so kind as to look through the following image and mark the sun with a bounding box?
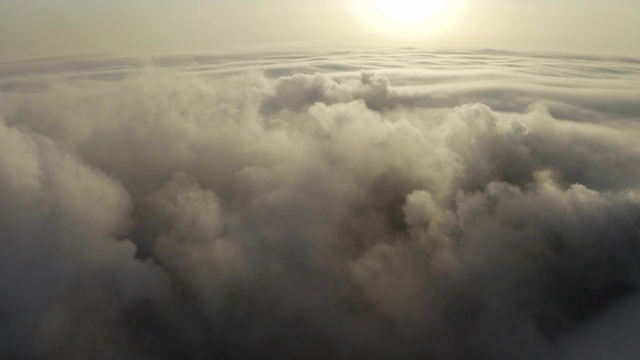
[352,0,462,38]
[374,0,447,23]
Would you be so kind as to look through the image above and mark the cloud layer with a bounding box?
[1,49,640,359]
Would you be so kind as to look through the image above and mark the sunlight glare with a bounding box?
[374,0,447,23]
[352,0,463,39]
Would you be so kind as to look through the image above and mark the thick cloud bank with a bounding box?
[1,49,640,359]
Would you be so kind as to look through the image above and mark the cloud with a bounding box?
[260,70,392,115]
[0,113,169,358]
[1,49,640,359]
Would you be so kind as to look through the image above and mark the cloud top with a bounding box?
[1,49,640,359]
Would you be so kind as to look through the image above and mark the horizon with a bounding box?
[1,0,640,61]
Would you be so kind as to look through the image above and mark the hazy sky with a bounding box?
[1,0,639,60]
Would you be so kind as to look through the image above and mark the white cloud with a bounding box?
[1,49,640,359]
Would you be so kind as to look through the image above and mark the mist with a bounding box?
[1,49,640,359]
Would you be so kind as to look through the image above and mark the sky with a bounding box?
[1,0,639,61]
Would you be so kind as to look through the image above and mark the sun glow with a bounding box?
[374,0,447,23]
[353,0,462,38]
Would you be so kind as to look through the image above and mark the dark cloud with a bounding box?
[1,49,640,359]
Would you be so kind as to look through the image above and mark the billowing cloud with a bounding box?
[1,49,640,359]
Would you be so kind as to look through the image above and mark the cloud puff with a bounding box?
[0,113,169,358]
[1,49,640,359]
